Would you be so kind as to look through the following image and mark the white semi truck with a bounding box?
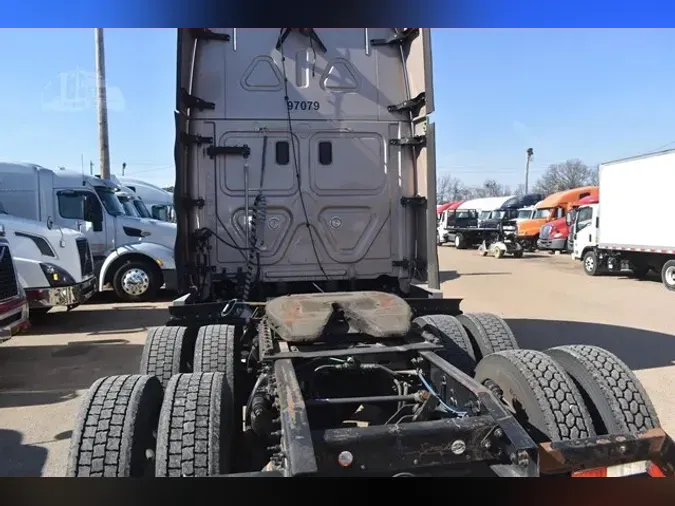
[116,176,176,223]
[0,163,178,301]
[0,201,95,314]
[572,149,675,291]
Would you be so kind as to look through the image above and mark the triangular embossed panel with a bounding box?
[320,59,359,91]
[241,56,283,91]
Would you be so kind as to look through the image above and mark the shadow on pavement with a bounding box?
[507,319,675,371]
[25,304,169,337]
[440,271,511,283]
[85,290,177,305]
[0,339,144,409]
[0,429,48,477]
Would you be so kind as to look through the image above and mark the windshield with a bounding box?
[117,194,139,217]
[455,210,478,219]
[94,187,125,216]
[479,210,491,220]
[491,210,506,220]
[517,209,533,220]
[133,199,152,218]
[533,208,553,219]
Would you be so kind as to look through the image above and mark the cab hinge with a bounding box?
[180,88,215,111]
[190,29,231,42]
[371,29,420,47]
[181,132,213,145]
[388,92,426,117]
[206,145,251,159]
[390,135,426,148]
[401,195,427,207]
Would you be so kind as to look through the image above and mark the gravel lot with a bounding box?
[1,248,674,476]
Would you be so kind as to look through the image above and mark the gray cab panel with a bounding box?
[176,29,436,289]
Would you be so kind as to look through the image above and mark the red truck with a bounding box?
[537,194,599,253]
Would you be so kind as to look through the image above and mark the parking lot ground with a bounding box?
[0,292,171,477]
[1,248,675,477]
[439,246,675,438]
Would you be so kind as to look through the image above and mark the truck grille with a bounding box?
[540,225,551,239]
[0,245,19,301]
[76,238,94,277]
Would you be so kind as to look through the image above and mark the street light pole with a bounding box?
[525,147,534,194]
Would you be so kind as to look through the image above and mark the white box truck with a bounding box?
[574,149,675,291]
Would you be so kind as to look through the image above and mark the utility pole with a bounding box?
[525,147,534,194]
[95,28,111,180]
[122,162,126,176]
[89,160,94,175]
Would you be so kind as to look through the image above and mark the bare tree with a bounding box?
[533,159,597,195]
[588,164,599,186]
[467,179,512,199]
[436,174,452,204]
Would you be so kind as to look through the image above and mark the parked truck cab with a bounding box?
[0,200,96,314]
[436,200,462,245]
[538,194,599,253]
[0,163,178,302]
[116,176,176,223]
[480,193,545,229]
[516,186,598,251]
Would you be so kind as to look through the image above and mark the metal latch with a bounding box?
[190,29,230,42]
[180,89,215,111]
[182,197,205,210]
[371,29,420,47]
[401,196,427,207]
[388,92,426,117]
[390,136,426,148]
[276,28,327,53]
[181,133,213,145]
[206,145,251,159]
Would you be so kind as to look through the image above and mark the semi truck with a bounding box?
[513,186,598,251]
[0,163,178,302]
[66,28,673,478]
[538,194,599,254]
[572,150,675,291]
[0,200,96,315]
[479,193,545,229]
[116,176,176,223]
[443,197,511,249]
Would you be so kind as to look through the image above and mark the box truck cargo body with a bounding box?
[575,149,675,290]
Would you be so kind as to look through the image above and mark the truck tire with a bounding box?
[661,260,675,291]
[140,326,190,388]
[66,374,162,477]
[155,372,234,477]
[112,259,162,302]
[455,233,467,249]
[194,324,236,377]
[456,313,519,361]
[545,345,660,435]
[513,249,524,259]
[475,350,595,442]
[413,315,477,374]
[582,250,599,276]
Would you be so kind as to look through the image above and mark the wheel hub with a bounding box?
[585,256,594,272]
[121,268,150,296]
[666,266,675,286]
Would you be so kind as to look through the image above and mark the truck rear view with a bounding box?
[174,28,437,299]
[66,29,675,479]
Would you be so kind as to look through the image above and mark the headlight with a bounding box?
[40,263,75,287]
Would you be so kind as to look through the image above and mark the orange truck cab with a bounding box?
[516,186,598,251]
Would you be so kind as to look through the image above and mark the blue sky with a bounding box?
[1,29,675,189]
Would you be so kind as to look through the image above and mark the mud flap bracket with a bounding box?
[190,29,230,42]
[388,92,426,117]
[180,88,215,111]
[390,135,426,148]
[181,132,213,145]
[371,29,420,47]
